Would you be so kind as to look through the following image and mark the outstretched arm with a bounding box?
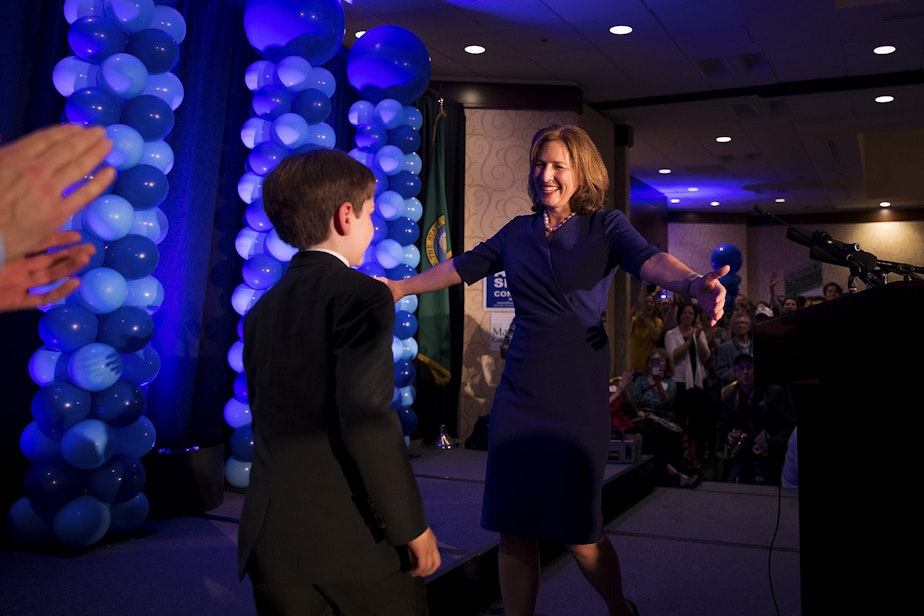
[639,252,729,325]
[0,231,95,313]
[381,258,463,302]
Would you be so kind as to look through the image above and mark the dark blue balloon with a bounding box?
[39,305,99,352]
[394,359,416,388]
[230,425,254,462]
[90,379,147,427]
[120,94,175,141]
[386,217,420,245]
[387,263,417,281]
[88,454,145,503]
[291,88,332,124]
[247,141,289,176]
[354,123,388,151]
[244,198,272,232]
[346,25,431,104]
[104,234,160,280]
[75,233,107,275]
[23,460,87,514]
[113,164,169,210]
[388,124,421,154]
[98,306,154,353]
[371,211,387,243]
[126,28,179,74]
[65,87,122,127]
[711,243,743,274]
[120,346,161,386]
[68,15,126,63]
[356,261,386,278]
[243,0,345,64]
[31,381,92,438]
[396,407,418,436]
[252,85,292,120]
[388,171,421,199]
[233,371,248,403]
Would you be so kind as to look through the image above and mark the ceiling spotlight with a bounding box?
[670,198,680,204]
[880,201,891,208]
[715,136,731,143]
[875,95,894,103]
[609,25,633,35]
[658,168,671,174]
[710,201,720,207]
[464,45,486,55]
[354,30,365,38]
[774,198,786,203]
[873,45,896,55]
[687,187,699,192]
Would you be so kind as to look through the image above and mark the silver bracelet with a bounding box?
[682,273,703,296]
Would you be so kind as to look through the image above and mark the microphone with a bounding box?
[785,227,812,248]
[811,231,861,254]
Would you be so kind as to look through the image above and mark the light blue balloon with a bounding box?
[53,56,98,97]
[374,98,405,130]
[376,190,405,221]
[274,55,313,91]
[223,397,251,429]
[64,0,107,24]
[231,283,263,316]
[84,193,135,241]
[29,346,69,387]
[270,112,309,149]
[392,336,404,363]
[399,385,415,408]
[105,0,155,34]
[104,124,144,171]
[77,267,129,315]
[309,67,336,98]
[68,343,123,392]
[348,100,375,126]
[227,340,244,374]
[404,196,423,222]
[224,456,251,489]
[53,494,111,547]
[402,244,421,268]
[237,171,263,204]
[375,239,404,270]
[124,275,164,313]
[151,4,186,43]
[241,117,273,148]
[142,72,184,111]
[396,295,418,313]
[305,122,335,148]
[140,139,174,173]
[375,145,405,176]
[403,152,422,175]
[244,59,277,91]
[130,207,166,244]
[100,53,149,98]
[403,106,423,130]
[265,229,298,262]
[401,337,418,361]
[61,418,115,469]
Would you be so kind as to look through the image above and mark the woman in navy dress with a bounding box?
[386,124,728,616]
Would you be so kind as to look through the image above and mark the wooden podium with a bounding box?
[753,281,924,614]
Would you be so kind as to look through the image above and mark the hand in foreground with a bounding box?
[0,231,95,313]
[0,124,114,263]
[373,276,405,303]
[406,526,441,578]
[692,265,730,325]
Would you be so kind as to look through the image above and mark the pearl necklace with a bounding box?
[544,211,575,233]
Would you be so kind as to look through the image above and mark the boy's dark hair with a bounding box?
[262,148,376,249]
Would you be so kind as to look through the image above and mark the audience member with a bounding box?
[609,368,636,435]
[753,302,774,322]
[780,295,800,314]
[732,293,754,319]
[804,295,824,306]
[629,349,699,488]
[0,124,114,312]
[717,354,797,485]
[714,310,753,389]
[823,281,843,301]
[656,290,677,346]
[382,124,726,616]
[781,426,799,489]
[629,289,662,371]
[768,271,782,315]
[238,149,439,616]
[664,300,715,471]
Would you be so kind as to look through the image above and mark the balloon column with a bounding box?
[6,0,185,548]
[711,243,743,311]
[346,25,432,444]
[223,0,346,489]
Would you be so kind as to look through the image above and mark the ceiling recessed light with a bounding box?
[687,187,699,192]
[875,95,894,103]
[715,136,731,143]
[464,45,486,55]
[880,201,891,208]
[609,25,632,35]
[774,198,786,203]
[873,45,896,55]
[710,201,720,207]
[670,198,680,204]
[658,168,671,174]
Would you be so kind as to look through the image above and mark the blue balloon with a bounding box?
[243,0,345,64]
[6,497,54,544]
[104,234,159,280]
[31,381,92,438]
[374,99,405,130]
[126,27,179,74]
[19,421,62,462]
[354,122,388,151]
[348,100,375,126]
[387,263,417,281]
[53,494,111,547]
[76,233,107,275]
[77,267,129,314]
[151,4,186,44]
[224,456,251,489]
[60,418,115,470]
[100,52,149,99]
[244,198,273,232]
[29,347,71,386]
[104,0,155,33]
[233,371,248,403]
[242,253,284,290]
[371,211,387,243]
[388,171,421,199]
[388,124,421,154]
[68,342,123,392]
[120,346,160,386]
[142,71,184,110]
[711,243,743,274]
[291,88,332,124]
[376,190,405,221]
[386,217,420,246]
[84,193,135,241]
[247,141,289,176]
[39,305,99,352]
[113,164,168,210]
[53,55,99,98]
[396,295,418,313]
[396,407,418,437]
[68,15,126,63]
[104,123,145,171]
[88,454,145,502]
[124,275,164,313]
[252,84,292,120]
[112,415,156,458]
[91,379,146,426]
[375,238,405,270]
[394,310,418,339]
[230,425,255,462]
[120,94,174,141]
[23,461,87,513]
[356,261,386,279]
[394,359,416,388]
[97,306,154,353]
[65,87,122,127]
[108,492,149,532]
[346,25,432,104]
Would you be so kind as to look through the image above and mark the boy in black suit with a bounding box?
[238,149,440,615]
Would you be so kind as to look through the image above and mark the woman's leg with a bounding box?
[566,535,635,616]
[498,533,540,616]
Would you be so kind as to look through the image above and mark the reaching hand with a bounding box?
[0,231,95,313]
[692,265,729,326]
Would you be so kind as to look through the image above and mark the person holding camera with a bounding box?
[629,349,699,488]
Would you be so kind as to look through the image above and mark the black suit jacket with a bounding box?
[238,250,428,585]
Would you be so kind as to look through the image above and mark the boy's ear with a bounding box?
[332,201,354,236]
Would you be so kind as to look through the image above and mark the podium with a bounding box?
[753,281,924,614]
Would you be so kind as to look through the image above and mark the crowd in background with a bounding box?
[611,275,838,487]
